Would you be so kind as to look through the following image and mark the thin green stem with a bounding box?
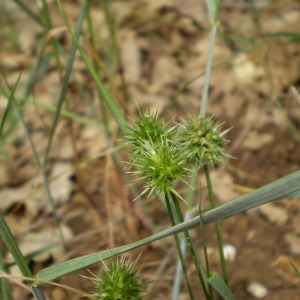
[204,165,228,285]
[172,167,198,299]
[8,75,43,169]
[37,170,300,281]
[85,3,109,130]
[85,3,95,48]
[57,0,127,132]
[165,195,195,300]
[44,0,88,166]
[0,250,10,300]
[12,0,46,28]
[200,25,218,116]
[102,0,129,109]
[187,170,213,297]
[0,70,19,138]
[186,167,198,209]
[40,0,64,75]
[199,203,214,298]
[41,171,67,249]
[172,228,188,300]
[33,0,89,248]
[169,192,211,299]
[11,90,66,249]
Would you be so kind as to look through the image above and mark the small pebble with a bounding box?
[223,244,237,262]
[247,282,268,298]
[258,203,289,225]
[285,233,300,255]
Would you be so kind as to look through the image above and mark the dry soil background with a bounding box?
[0,1,300,299]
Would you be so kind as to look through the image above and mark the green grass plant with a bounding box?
[0,1,299,299]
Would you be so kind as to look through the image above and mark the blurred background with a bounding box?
[0,1,299,299]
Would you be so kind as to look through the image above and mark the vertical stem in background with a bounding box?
[58,0,127,132]
[200,25,218,116]
[169,193,211,299]
[85,3,109,130]
[0,250,10,300]
[204,165,228,284]
[29,0,89,247]
[165,195,195,300]
[0,75,47,299]
[198,0,229,294]
[172,168,198,299]
[201,0,220,115]
[40,0,64,75]
[102,0,129,114]
[44,0,88,165]
[198,206,214,298]
[13,0,46,28]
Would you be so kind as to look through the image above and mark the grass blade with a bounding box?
[208,272,235,300]
[205,0,220,25]
[289,260,300,277]
[36,170,300,281]
[43,0,88,165]
[56,0,127,132]
[0,70,20,137]
[12,0,46,28]
[0,86,104,129]
[0,213,46,299]
[200,25,218,115]
[0,251,10,300]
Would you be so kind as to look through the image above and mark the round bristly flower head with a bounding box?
[130,137,188,200]
[124,108,173,156]
[178,115,230,168]
[87,256,146,300]
[124,109,187,200]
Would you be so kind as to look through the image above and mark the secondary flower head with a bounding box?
[178,115,229,168]
[87,256,146,300]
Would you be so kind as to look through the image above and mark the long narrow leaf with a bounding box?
[37,170,300,281]
[290,260,300,277]
[0,213,46,299]
[56,0,127,132]
[12,0,46,29]
[0,86,103,128]
[0,71,21,137]
[0,213,33,279]
[0,249,10,299]
[43,0,88,165]
[208,272,235,300]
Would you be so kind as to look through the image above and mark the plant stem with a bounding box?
[102,0,129,112]
[198,202,214,298]
[56,0,127,132]
[204,165,228,284]
[169,192,211,299]
[165,195,195,300]
[36,170,300,281]
[200,25,218,116]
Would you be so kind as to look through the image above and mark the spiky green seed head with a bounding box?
[130,137,188,199]
[124,109,187,200]
[124,109,173,155]
[88,256,146,300]
[178,115,229,168]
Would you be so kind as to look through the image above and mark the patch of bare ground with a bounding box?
[0,1,299,299]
